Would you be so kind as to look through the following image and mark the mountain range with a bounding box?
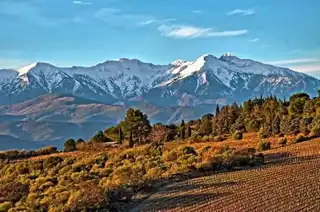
[0,53,319,150]
[1,53,319,106]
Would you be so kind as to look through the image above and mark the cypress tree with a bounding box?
[187,125,192,137]
[180,120,186,140]
[118,127,124,144]
[129,129,134,148]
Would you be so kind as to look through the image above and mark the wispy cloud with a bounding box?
[268,58,320,65]
[249,38,260,42]
[158,24,248,39]
[193,10,203,14]
[227,9,255,16]
[289,64,320,73]
[139,19,156,26]
[73,1,92,5]
[95,8,154,28]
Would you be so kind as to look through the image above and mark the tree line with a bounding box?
[62,91,320,151]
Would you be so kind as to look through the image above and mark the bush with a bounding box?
[64,139,76,152]
[279,137,287,146]
[232,131,243,140]
[257,140,271,151]
[311,126,320,137]
[213,135,224,142]
[258,127,269,139]
[183,146,197,155]
[0,201,13,212]
[295,133,306,143]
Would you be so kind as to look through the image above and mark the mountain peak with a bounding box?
[16,62,39,75]
[171,59,187,66]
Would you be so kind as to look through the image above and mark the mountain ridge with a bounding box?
[0,54,319,106]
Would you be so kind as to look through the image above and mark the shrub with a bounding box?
[295,133,306,143]
[257,140,271,151]
[163,150,178,162]
[279,137,287,146]
[183,146,197,155]
[0,201,13,212]
[258,127,269,139]
[232,131,243,140]
[311,125,320,137]
[214,135,227,142]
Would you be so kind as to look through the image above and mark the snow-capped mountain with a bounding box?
[0,54,319,106]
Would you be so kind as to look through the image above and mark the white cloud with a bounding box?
[193,10,202,14]
[249,38,260,42]
[227,9,255,16]
[95,8,154,28]
[139,19,156,26]
[289,64,320,73]
[158,24,248,39]
[268,58,320,65]
[73,1,92,5]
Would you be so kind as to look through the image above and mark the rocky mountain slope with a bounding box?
[1,54,319,106]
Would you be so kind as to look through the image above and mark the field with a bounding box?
[131,138,320,212]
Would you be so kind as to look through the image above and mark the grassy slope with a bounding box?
[132,137,320,212]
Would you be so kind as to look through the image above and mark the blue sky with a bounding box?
[0,0,320,77]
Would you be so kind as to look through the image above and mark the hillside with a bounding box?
[0,94,216,150]
[0,133,319,211]
[132,136,320,212]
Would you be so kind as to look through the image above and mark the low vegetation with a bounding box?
[1,92,320,211]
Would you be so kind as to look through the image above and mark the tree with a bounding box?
[64,139,76,152]
[215,105,220,116]
[187,125,192,138]
[288,93,310,117]
[76,138,85,145]
[122,108,151,145]
[272,115,281,135]
[129,129,134,148]
[118,127,124,144]
[91,131,110,143]
[200,116,212,135]
[149,123,168,142]
[180,120,186,140]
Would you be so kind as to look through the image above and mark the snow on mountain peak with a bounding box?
[171,59,187,66]
[16,62,39,76]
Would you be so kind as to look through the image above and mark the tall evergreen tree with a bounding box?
[129,129,134,148]
[187,125,192,138]
[215,105,220,116]
[118,127,124,144]
[180,120,186,140]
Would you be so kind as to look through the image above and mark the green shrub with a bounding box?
[311,125,320,137]
[295,133,306,143]
[257,140,271,151]
[183,146,197,155]
[232,131,243,140]
[279,137,287,146]
[258,127,269,139]
[0,201,13,212]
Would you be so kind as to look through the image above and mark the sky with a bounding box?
[0,0,320,77]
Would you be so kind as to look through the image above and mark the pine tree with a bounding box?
[122,108,151,145]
